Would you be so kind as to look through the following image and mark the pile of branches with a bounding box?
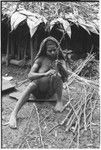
[17,53,99,148]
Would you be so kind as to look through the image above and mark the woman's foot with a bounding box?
[54,101,63,112]
[9,113,17,129]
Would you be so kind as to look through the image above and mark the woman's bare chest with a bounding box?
[38,59,56,73]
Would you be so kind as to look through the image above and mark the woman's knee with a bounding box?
[52,74,61,81]
[52,74,63,90]
[27,82,37,91]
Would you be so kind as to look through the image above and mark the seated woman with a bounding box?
[9,36,70,129]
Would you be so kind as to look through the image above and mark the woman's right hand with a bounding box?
[45,69,56,77]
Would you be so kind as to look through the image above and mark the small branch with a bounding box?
[77,118,80,148]
[65,113,76,132]
[68,132,78,148]
[83,86,87,131]
[40,109,53,124]
[26,139,31,148]
[48,123,60,134]
[33,104,44,148]
[60,109,73,125]
[46,109,73,136]
[68,70,99,88]
[89,99,93,139]
[61,100,71,112]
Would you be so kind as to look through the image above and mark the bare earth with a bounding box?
[1,63,100,148]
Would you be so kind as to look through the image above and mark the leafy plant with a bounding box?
[2,2,99,38]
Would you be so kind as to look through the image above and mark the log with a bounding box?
[10,59,25,66]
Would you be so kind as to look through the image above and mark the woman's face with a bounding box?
[46,41,57,58]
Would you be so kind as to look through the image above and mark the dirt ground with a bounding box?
[1,63,100,148]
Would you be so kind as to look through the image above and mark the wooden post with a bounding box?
[33,37,38,59]
[30,36,38,67]
[6,31,10,66]
[17,34,21,60]
[17,45,21,60]
[24,38,27,60]
[10,33,15,58]
[30,37,33,67]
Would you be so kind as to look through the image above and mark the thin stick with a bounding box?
[33,104,44,148]
[40,109,53,124]
[65,113,76,132]
[68,54,94,80]
[77,117,80,148]
[83,85,87,131]
[67,70,99,89]
[60,109,73,125]
[61,100,71,112]
[46,109,73,135]
[89,98,93,139]
[68,132,78,148]
[26,139,31,148]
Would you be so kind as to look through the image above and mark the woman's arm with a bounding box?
[28,58,56,81]
[57,60,71,81]
[28,59,45,81]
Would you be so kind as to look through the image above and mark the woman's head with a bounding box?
[46,40,58,59]
[34,36,65,61]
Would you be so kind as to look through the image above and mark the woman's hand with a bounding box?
[45,69,56,77]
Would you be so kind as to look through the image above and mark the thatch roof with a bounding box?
[2,2,99,38]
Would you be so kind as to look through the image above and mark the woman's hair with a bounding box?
[34,36,65,61]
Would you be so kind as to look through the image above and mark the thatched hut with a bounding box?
[1,3,99,67]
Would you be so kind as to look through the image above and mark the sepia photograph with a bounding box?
[1,1,100,149]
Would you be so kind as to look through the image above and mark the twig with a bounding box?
[67,70,99,89]
[74,54,95,75]
[86,96,98,126]
[68,132,78,148]
[86,89,95,124]
[40,109,53,124]
[61,100,71,112]
[63,92,85,134]
[71,121,78,133]
[68,54,94,81]
[17,79,28,87]
[65,88,84,133]
[26,139,31,148]
[65,113,76,132]
[89,98,93,139]
[66,102,84,133]
[83,86,87,131]
[33,103,44,148]
[46,109,73,135]
[77,117,80,148]
[60,109,73,125]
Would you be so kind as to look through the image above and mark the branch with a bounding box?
[33,104,44,148]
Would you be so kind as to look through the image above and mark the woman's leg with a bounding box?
[52,74,63,112]
[9,82,37,128]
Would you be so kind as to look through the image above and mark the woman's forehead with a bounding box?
[46,40,57,47]
[47,45,57,49]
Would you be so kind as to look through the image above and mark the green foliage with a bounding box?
[2,2,99,36]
